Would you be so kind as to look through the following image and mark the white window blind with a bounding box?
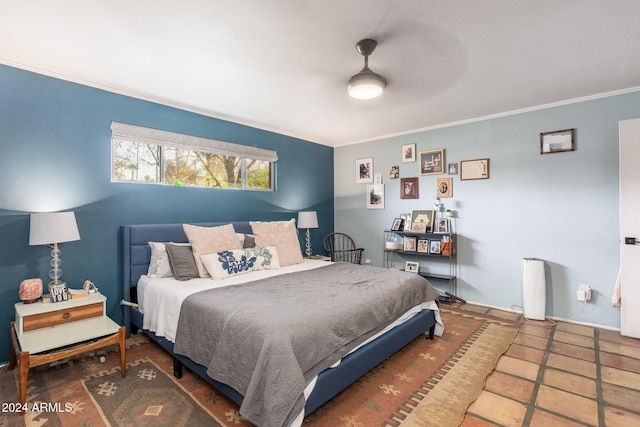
[111,122,278,162]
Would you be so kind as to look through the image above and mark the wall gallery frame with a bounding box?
[460,158,490,180]
[436,177,452,198]
[400,177,419,199]
[540,128,575,154]
[420,149,444,175]
[356,157,373,183]
[402,143,416,162]
[366,184,385,209]
[410,209,435,233]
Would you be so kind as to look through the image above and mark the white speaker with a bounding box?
[522,258,546,320]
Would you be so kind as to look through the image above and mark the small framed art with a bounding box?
[540,128,575,154]
[429,240,442,254]
[403,236,417,252]
[402,143,416,162]
[405,261,419,273]
[460,158,489,180]
[448,163,458,175]
[391,218,404,231]
[420,149,444,175]
[356,157,373,183]
[417,239,429,253]
[410,209,435,233]
[436,178,452,198]
[400,177,419,199]
[390,165,399,179]
[435,218,450,233]
[366,184,384,209]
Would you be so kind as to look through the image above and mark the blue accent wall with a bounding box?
[0,64,334,363]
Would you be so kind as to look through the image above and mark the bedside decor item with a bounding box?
[356,157,373,183]
[460,158,490,180]
[420,149,444,175]
[347,39,386,100]
[402,143,416,162]
[29,211,80,289]
[297,211,318,258]
[18,278,43,303]
[436,178,453,198]
[540,128,575,154]
[48,281,70,302]
[401,177,419,199]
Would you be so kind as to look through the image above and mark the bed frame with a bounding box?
[121,221,437,416]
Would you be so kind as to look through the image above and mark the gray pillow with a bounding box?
[165,243,199,281]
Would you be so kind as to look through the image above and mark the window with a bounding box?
[111,122,276,190]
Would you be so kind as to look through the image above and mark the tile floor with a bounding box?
[456,304,640,427]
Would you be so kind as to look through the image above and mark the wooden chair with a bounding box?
[323,232,365,264]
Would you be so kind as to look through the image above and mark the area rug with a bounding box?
[0,306,519,427]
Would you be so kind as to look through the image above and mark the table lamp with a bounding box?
[29,212,81,287]
[297,211,318,258]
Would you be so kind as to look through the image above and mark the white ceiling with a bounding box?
[2,1,640,147]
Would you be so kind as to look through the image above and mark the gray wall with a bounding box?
[335,91,640,329]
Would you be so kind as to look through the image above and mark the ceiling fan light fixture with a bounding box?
[348,39,386,100]
[348,68,386,99]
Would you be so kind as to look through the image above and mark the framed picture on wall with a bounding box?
[366,184,384,209]
[436,178,452,198]
[400,177,419,199]
[460,158,490,180]
[356,157,373,183]
[420,149,444,175]
[402,144,416,162]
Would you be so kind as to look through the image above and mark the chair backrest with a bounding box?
[323,232,364,264]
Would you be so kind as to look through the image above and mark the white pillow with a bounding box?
[147,242,189,278]
[202,246,280,280]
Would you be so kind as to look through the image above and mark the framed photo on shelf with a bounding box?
[420,149,444,175]
[366,184,384,209]
[429,240,442,254]
[356,157,373,183]
[403,236,417,252]
[410,209,435,233]
[391,218,404,231]
[436,177,452,198]
[460,158,490,180]
[405,261,419,273]
[417,239,429,253]
[400,177,419,199]
[402,143,416,162]
[435,218,450,233]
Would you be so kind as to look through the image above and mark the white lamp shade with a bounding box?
[348,69,386,99]
[29,212,80,245]
[297,211,318,229]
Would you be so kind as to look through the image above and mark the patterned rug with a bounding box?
[0,305,519,427]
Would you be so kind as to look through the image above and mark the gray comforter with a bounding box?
[173,263,440,427]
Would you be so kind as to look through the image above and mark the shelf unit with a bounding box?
[383,229,458,303]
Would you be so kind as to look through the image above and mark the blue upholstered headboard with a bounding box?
[120,222,253,331]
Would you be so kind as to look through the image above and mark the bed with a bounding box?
[121,221,443,427]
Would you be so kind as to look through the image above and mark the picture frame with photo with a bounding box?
[429,240,442,254]
[403,236,417,252]
[356,157,373,183]
[436,177,452,198]
[448,163,458,175]
[417,239,429,253]
[420,149,444,175]
[405,261,419,273]
[435,218,450,233]
[391,218,404,231]
[410,209,435,233]
[460,158,490,180]
[402,143,416,163]
[400,177,419,199]
[366,184,384,209]
[389,165,399,179]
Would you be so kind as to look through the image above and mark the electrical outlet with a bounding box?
[577,284,591,302]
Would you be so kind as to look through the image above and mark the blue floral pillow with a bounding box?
[201,246,280,280]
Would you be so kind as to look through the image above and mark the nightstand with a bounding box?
[308,255,331,261]
[9,291,125,411]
